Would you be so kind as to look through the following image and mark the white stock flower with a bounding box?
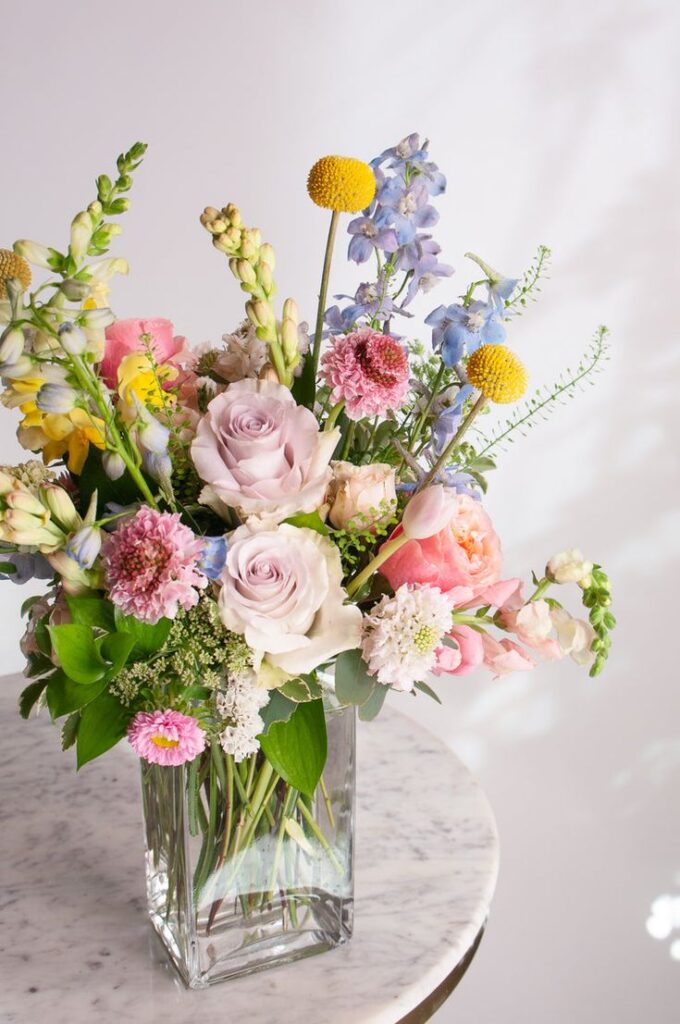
[360,583,453,691]
[218,521,362,676]
[551,607,596,666]
[546,548,594,585]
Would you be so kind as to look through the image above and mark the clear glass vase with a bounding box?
[140,698,355,988]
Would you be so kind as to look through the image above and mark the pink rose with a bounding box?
[433,624,484,677]
[380,493,503,596]
[481,634,536,678]
[190,379,339,521]
[100,318,189,388]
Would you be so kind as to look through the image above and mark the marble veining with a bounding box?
[0,675,499,1023]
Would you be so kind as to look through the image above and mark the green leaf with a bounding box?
[279,675,323,702]
[48,623,108,684]
[66,594,115,632]
[334,649,376,706]
[61,711,81,750]
[414,679,442,704]
[113,610,171,657]
[25,652,55,678]
[0,560,17,573]
[77,690,132,768]
[77,445,151,505]
[283,511,329,536]
[358,683,388,721]
[259,690,297,734]
[21,595,43,617]
[259,699,327,796]
[18,678,48,719]
[46,670,108,719]
[99,631,136,676]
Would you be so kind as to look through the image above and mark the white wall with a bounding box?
[2,1,678,1020]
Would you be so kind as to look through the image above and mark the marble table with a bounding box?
[0,674,499,1024]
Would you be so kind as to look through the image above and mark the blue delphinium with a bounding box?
[0,550,54,584]
[431,385,474,454]
[199,536,228,580]
[327,133,453,337]
[425,299,506,366]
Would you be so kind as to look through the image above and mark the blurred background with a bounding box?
[1,0,678,1020]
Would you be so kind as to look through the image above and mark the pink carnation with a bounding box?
[128,709,206,766]
[100,318,191,389]
[320,328,410,420]
[102,508,207,623]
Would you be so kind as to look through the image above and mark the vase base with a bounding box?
[149,888,354,989]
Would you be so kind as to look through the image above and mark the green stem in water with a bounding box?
[416,393,487,493]
[296,797,344,877]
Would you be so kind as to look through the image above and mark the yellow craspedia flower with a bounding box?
[307,155,376,213]
[467,344,528,404]
[0,249,31,298]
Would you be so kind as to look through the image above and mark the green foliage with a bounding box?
[414,679,442,704]
[331,502,399,578]
[358,683,388,721]
[48,623,108,684]
[581,565,615,677]
[259,690,297,734]
[335,649,376,706]
[284,511,329,535]
[259,699,327,796]
[505,245,552,316]
[61,712,81,751]
[77,689,133,768]
[467,326,610,464]
[18,679,48,719]
[66,594,115,631]
[279,676,323,702]
[113,610,172,658]
[46,670,108,718]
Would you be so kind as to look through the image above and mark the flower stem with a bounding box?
[346,531,409,598]
[306,210,339,407]
[296,796,344,876]
[528,576,551,602]
[416,393,487,493]
[324,400,345,432]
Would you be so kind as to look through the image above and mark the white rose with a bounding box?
[327,461,397,530]
[546,548,593,585]
[218,522,362,676]
[551,607,595,665]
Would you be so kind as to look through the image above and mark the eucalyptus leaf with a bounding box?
[334,649,376,707]
[358,683,388,721]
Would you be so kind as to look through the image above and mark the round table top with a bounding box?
[0,673,499,1024]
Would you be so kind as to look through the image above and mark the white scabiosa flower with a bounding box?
[216,670,269,762]
[361,584,453,691]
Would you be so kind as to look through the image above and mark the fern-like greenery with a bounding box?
[505,244,552,316]
[464,325,610,463]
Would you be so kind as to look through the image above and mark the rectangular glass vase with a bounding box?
[140,702,355,988]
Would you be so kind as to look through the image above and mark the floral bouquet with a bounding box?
[0,134,614,987]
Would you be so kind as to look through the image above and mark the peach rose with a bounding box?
[327,461,397,530]
[380,493,502,597]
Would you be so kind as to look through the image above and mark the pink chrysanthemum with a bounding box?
[127,709,206,766]
[320,328,410,420]
[102,507,207,623]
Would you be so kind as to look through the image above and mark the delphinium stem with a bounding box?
[415,392,487,493]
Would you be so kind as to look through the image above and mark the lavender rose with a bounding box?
[218,522,362,676]
[190,379,339,520]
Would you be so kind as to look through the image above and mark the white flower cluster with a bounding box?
[216,671,269,762]
[360,583,453,691]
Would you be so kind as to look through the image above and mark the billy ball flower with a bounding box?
[307,156,376,213]
[321,328,410,420]
[0,249,31,299]
[466,344,527,404]
[101,507,208,624]
[360,583,453,691]
[127,709,206,766]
